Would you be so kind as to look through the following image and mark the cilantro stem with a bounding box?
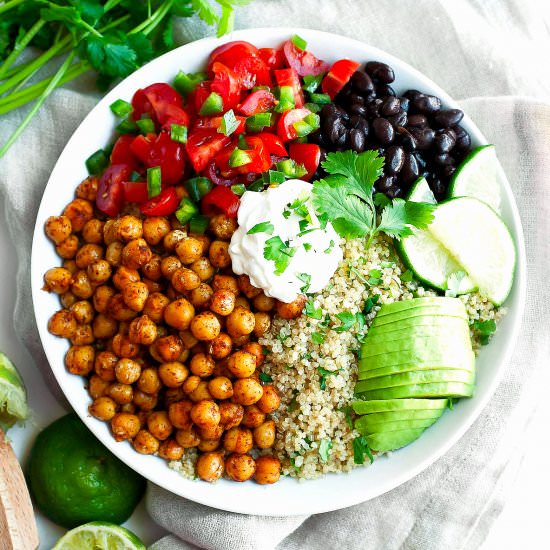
[0,52,75,159]
[131,0,175,35]
[0,0,25,15]
[0,19,46,80]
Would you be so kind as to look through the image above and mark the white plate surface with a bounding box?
[31,27,526,516]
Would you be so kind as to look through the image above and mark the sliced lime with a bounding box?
[407,177,437,204]
[52,522,146,550]
[0,351,28,431]
[448,145,504,212]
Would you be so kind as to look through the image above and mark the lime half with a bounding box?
[52,522,146,550]
[0,351,29,431]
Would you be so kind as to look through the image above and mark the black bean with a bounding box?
[433,108,463,128]
[351,71,375,93]
[453,125,471,151]
[429,178,446,199]
[396,127,417,152]
[349,93,365,106]
[367,99,383,117]
[384,146,405,174]
[349,115,369,135]
[326,119,347,144]
[400,153,419,184]
[399,97,410,112]
[411,94,441,114]
[336,127,348,147]
[388,111,407,128]
[380,97,400,116]
[433,153,454,166]
[349,104,367,117]
[413,152,427,170]
[407,114,427,128]
[409,127,435,150]
[321,104,341,119]
[377,175,396,191]
[372,118,394,145]
[376,84,396,97]
[434,130,456,154]
[386,186,403,198]
[403,89,422,100]
[365,61,395,83]
[349,129,366,153]
[308,129,326,147]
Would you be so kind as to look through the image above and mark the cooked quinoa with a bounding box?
[170,235,503,481]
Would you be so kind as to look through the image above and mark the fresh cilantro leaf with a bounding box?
[349,265,369,285]
[298,219,309,232]
[319,438,333,462]
[297,272,311,293]
[353,436,374,464]
[324,239,335,254]
[84,35,137,78]
[363,294,380,314]
[259,372,273,383]
[248,221,274,235]
[191,0,219,25]
[381,261,395,268]
[216,1,235,37]
[374,192,391,207]
[340,405,354,429]
[400,269,414,282]
[378,199,436,240]
[303,243,312,251]
[445,271,467,297]
[320,313,331,329]
[333,311,356,333]
[311,331,325,344]
[318,367,341,390]
[263,236,296,275]
[473,319,497,345]
[126,33,155,65]
[282,209,291,219]
[368,269,382,286]
[289,454,301,473]
[161,15,175,49]
[305,298,322,320]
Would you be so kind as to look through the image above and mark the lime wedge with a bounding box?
[52,522,146,550]
[0,351,29,431]
[407,177,437,204]
[448,145,504,212]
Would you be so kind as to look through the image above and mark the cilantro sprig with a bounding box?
[312,150,436,247]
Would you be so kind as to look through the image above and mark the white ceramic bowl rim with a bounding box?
[31,27,526,516]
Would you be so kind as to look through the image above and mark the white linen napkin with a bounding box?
[1,1,549,549]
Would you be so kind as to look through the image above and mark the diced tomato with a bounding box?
[122,181,149,203]
[242,135,271,173]
[237,90,276,117]
[186,129,231,173]
[158,104,191,131]
[255,132,288,157]
[194,115,246,134]
[140,186,180,216]
[210,62,242,110]
[129,134,152,165]
[282,40,330,77]
[201,186,240,218]
[322,59,361,99]
[96,164,132,217]
[259,47,286,69]
[111,135,139,169]
[232,55,272,88]
[132,83,182,124]
[289,143,321,181]
[208,41,260,74]
[194,81,212,114]
[277,108,313,142]
[146,132,186,185]
[274,68,304,108]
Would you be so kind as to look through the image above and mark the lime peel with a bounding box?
[52,521,146,550]
[0,351,29,431]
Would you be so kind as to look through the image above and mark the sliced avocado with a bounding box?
[355,416,440,435]
[355,368,475,393]
[371,308,468,329]
[355,408,446,423]
[355,381,474,400]
[367,316,470,337]
[366,428,427,452]
[363,320,470,346]
[351,398,448,414]
[376,297,467,317]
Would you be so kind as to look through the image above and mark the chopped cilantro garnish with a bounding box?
[472,319,497,345]
[298,219,309,232]
[305,298,323,320]
[303,243,313,251]
[353,436,374,464]
[248,221,274,235]
[297,273,312,293]
[320,313,331,328]
[263,236,297,275]
[318,367,341,390]
[311,331,325,344]
[282,210,291,219]
[368,269,382,286]
[333,311,356,333]
[381,261,395,268]
[324,239,335,254]
[319,438,333,462]
[259,372,273,383]
[363,294,380,314]
[400,269,414,282]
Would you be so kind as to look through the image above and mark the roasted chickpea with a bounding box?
[175,426,200,448]
[254,455,281,485]
[226,307,255,338]
[190,400,220,429]
[219,402,244,429]
[257,385,281,414]
[223,426,253,454]
[175,237,203,265]
[60,291,77,308]
[117,215,143,242]
[163,298,195,331]
[63,198,93,232]
[111,333,140,358]
[189,353,215,378]
[107,294,137,322]
[209,289,235,317]
[132,390,158,411]
[146,411,173,441]
[237,275,261,299]
[189,233,210,255]
[137,367,161,394]
[140,216,169,245]
[209,241,231,269]
[253,420,276,449]
[103,219,120,245]
[171,267,201,293]
[45,215,72,244]
[48,309,77,338]
[82,218,104,244]
[234,296,250,310]
[154,334,184,363]
[276,294,307,320]
[114,358,141,384]
[253,312,271,338]
[76,175,99,201]
[71,270,94,299]
[205,376,232,400]
[56,235,79,259]
[112,266,139,289]
[93,285,115,313]
[197,424,223,441]
[232,378,263,406]
[209,214,237,240]
[207,332,232,359]
[111,412,140,441]
[107,382,134,404]
[76,243,103,269]
[168,400,193,429]
[105,241,123,267]
[188,283,213,309]
[92,313,117,339]
[69,300,93,325]
[87,260,112,285]
[88,374,110,399]
[133,430,159,454]
[143,292,170,323]
[164,387,186,407]
[158,361,189,388]
[182,375,201,395]
[253,293,275,312]
[94,351,117,381]
[122,238,152,270]
[198,439,221,452]
[211,274,239,294]
[158,439,185,460]
[142,278,162,294]
[226,351,256,378]
[142,254,162,281]
[121,281,149,312]
[71,324,94,345]
[163,229,186,251]
[241,404,266,428]
[43,267,73,294]
[196,451,224,482]
[242,342,265,367]
[179,329,199,350]
[64,345,94,375]
[225,453,255,482]
[190,311,221,341]
[63,259,78,274]
[189,380,212,402]
[190,257,215,282]
[126,315,156,345]
[89,396,117,421]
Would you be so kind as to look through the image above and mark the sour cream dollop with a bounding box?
[229,179,343,303]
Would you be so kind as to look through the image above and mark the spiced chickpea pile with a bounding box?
[43,175,304,485]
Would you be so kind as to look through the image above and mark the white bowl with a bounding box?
[31,27,526,516]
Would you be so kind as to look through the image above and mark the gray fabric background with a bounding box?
[1,1,549,549]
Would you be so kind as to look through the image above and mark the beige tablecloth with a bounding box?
[1,1,549,549]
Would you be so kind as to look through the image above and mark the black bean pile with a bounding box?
[311,61,472,200]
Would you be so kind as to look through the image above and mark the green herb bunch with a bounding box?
[0,0,252,158]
